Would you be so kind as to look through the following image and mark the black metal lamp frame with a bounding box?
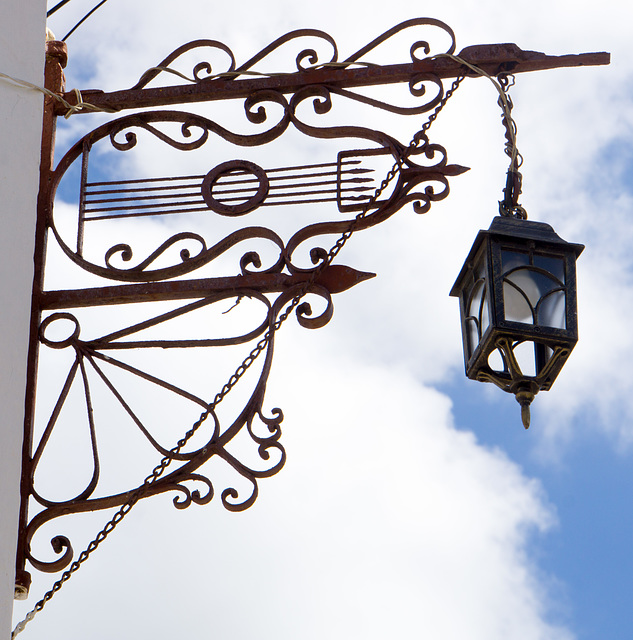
[451,215,584,427]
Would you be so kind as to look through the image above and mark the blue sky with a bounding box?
[448,374,633,639]
[12,2,633,639]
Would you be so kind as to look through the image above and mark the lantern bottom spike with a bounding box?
[515,389,534,429]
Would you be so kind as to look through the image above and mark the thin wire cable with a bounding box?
[47,0,74,17]
[137,60,380,86]
[0,70,118,118]
[62,0,110,41]
[430,53,519,167]
[0,60,398,118]
[430,53,526,217]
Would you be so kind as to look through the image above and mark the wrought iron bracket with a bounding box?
[62,42,609,115]
[15,18,609,600]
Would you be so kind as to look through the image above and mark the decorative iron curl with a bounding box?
[105,232,207,272]
[102,227,286,281]
[220,481,258,512]
[393,133,469,213]
[129,40,237,90]
[295,287,334,330]
[288,85,404,150]
[124,19,455,116]
[236,28,338,74]
[104,107,290,154]
[343,17,456,64]
[329,74,446,115]
[169,474,215,510]
[50,220,287,283]
[110,117,210,152]
[26,535,73,574]
[323,17,456,114]
[128,29,339,89]
[255,406,284,441]
[210,439,285,512]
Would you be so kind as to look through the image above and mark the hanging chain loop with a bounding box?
[12,73,464,640]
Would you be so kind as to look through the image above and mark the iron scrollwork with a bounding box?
[127,17,456,115]
[49,107,467,283]
[19,17,468,585]
[26,289,287,572]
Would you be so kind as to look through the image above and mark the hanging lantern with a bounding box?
[450,215,584,428]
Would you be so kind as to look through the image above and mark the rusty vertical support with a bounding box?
[15,40,67,600]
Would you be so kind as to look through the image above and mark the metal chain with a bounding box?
[497,73,527,219]
[12,73,464,639]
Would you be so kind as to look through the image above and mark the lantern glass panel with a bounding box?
[501,250,566,329]
[465,261,490,358]
[487,339,553,378]
[538,290,566,329]
[533,254,565,281]
[513,341,538,376]
[487,347,506,373]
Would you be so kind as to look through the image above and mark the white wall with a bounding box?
[0,1,47,637]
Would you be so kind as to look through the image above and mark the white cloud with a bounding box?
[15,1,632,637]
[16,348,568,640]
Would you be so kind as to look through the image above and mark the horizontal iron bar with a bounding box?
[40,265,376,309]
[212,176,373,195]
[85,190,203,205]
[216,184,373,202]
[87,175,205,188]
[84,205,210,220]
[84,167,373,197]
[85,160,364,189]
[84,181,373,211]
[61,45,610,114]
[210,167,374,187]
[83,192,373,220]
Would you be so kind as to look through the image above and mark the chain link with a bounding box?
[496,73,527,219]
[12,74,464,639]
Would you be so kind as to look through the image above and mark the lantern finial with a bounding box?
[515,387,535,429]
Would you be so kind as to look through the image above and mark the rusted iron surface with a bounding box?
[47,107,467,284]
[41,265,376,309]
[60,43,609,115]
